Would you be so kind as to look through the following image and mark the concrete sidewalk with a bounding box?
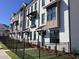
[0,50,11,59]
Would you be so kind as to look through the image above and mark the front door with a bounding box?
[41,31,46,46]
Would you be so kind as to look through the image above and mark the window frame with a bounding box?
[47,5,56,21]
[50,30,59,43]
[28,8,30,14]
[30,15,36,28]
[30,32,32,40]
[27,20,29,27]
[20,21,23,27]
[31,6,33,12]
[41,13,45,24]
[42,0,45,6]
[35,2,37,10]
[34,31,36,40]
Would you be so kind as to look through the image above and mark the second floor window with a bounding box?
[47,6,56,21]
[41,13,45,24]
[28,8,30,14]
[35,2,37,10]
[30,15,36,28]
[42,0,45,6]
[31,18,36,28]
[20,21,23,27]
[31,6,33,12]
[27,20,29,27]
[23,19,26,29]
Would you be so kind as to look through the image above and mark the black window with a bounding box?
[47,6,56,21]
[20,21,23,27]
[31,6,33,12]
[42,0,45,6]
[31,19,35,25]
[21,32,23,38]
[34,31,36,40]
[23,21,25,30]
[28,8,30,14]
[31,18,36,28]
[27,20,29,27]
[30,32,32,40]
[50,30,59,43]
[30,15,36,28]
[41,13,45,24]
[35,2,37,10]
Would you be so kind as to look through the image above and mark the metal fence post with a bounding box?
[23,38,25,59]
[37,41,40,59]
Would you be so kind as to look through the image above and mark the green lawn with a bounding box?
[6,51,21,59]
[0,42,8,49]
[6,48,68,59]
[0,41,68,59]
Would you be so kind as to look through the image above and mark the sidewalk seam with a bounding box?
[2,50,12,59]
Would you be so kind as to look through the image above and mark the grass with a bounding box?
[0,37,71,59]
[0,42,8,49]
[0,41,68,59]
[6,48,68,59]
[6,51,21,59]
[25,48,67,59]
[0,40,68,59]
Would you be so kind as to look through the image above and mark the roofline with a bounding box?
[26,0,37,9]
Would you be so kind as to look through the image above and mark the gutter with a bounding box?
[68,0,72,53]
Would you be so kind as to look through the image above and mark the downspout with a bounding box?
[38,0,40,41]
[38,0,40,59]
[23,6,26,59]
[68,0,71,53]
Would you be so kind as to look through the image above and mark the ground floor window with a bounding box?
[34,31,36,40]
[50,29,59,43]
[30,32,32,40]
[21,32,23,39]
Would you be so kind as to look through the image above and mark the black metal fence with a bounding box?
[0,36,76,59]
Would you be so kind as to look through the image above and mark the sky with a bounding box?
[0,0,31,26]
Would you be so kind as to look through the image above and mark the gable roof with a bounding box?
[0,24,9,30]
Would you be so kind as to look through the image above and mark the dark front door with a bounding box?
[25,32,29,43]
[42,34,44,46]
[41,31,46,46]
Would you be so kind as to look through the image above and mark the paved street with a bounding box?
[0,49,11,59]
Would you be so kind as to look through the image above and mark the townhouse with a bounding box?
[10,3,26,41]
[10,0,79,53]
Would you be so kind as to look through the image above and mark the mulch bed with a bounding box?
[29,43,79,59]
